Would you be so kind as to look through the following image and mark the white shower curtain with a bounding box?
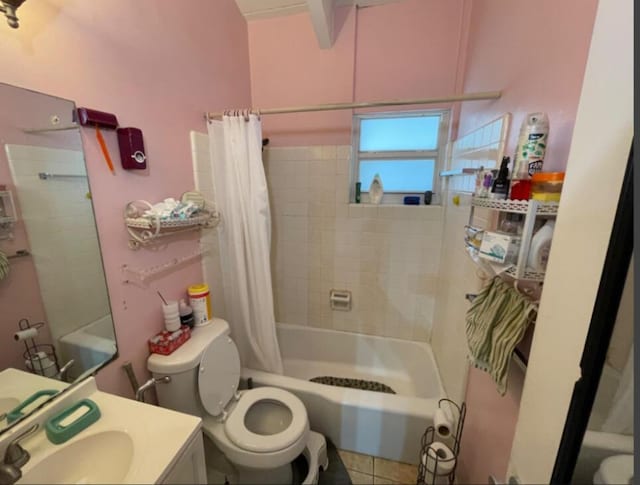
[602,345,633,434]
[207,114,283,374]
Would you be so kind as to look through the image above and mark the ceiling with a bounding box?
[234,0,404,21]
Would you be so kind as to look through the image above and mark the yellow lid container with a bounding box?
[188,284,211,325]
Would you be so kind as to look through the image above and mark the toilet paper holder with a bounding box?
[416,398,467,485]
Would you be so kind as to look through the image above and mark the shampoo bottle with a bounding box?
[369,173,384,204]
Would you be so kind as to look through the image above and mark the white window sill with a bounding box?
[349,203,442,208]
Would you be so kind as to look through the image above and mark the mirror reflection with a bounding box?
[0,82,117,433]
[573,256,634,484]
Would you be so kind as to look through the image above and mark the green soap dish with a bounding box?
[45,399,101,445]
[7,389,59,424]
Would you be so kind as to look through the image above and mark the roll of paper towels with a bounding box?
[434,408,453,440]
[422,441,456,476]
[14,327,38,341]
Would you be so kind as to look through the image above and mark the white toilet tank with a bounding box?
[148,318,231,417]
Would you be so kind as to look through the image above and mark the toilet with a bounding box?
[593,454,633,484]
[148,318,328,484]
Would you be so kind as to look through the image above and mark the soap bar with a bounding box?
[45,399,101,444]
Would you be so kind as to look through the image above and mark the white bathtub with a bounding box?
[242,323,446,464]
[58,314,117,380]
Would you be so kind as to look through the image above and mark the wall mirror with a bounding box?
[0,82,117,434]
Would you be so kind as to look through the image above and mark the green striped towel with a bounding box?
[465,277,537,395]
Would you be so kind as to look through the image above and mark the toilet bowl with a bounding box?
[593,454,633,484]
[148,318,327,484]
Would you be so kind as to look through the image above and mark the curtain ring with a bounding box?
[256,109,261,121]
[244,109,249,122]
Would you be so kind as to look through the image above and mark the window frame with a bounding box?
[350,109,450,203]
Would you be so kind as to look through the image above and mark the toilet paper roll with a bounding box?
[14,327,38,341]
[422,441,456,476]
[434,408,453,440]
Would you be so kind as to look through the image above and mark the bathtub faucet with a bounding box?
[55,360,75,381]
[135,376,171,403]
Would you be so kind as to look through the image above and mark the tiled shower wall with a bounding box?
[192,133,444,342]
[6,145,111,341]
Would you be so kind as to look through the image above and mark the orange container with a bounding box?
[531,172,565,202]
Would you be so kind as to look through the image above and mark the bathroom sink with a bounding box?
[1,373,203,484]
[20,431,134,484]
[0,398,20,415]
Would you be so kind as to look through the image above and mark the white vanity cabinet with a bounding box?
[161,430,207,485]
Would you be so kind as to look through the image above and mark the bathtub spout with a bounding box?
[56,360,75,381]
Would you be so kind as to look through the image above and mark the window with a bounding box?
[352,110,449,202]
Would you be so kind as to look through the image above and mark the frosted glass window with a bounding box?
[360,160,435,192]
[360,115,441,152]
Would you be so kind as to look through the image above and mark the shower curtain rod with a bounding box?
[204,90,501,121]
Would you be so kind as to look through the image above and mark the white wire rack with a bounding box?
[468,197,559,282]
[124,199,219,249]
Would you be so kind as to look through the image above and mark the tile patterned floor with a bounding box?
[338,449,419,484]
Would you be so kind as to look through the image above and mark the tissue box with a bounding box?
[148,326,191,355]
[479,232,521,264]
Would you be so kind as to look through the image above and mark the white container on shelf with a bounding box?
[527,220,555,271]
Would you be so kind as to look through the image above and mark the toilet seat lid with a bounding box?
[198,334,240,416]
[224,387,308,453]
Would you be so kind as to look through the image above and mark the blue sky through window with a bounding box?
[360,115,440,152]
[360,159,435,192]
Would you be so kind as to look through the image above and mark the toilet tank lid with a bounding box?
[148,318,230,374]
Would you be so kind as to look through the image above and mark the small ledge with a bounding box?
[348,203,442,208]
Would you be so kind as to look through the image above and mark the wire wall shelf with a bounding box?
[471,197,559,215]
[124,199,219,249]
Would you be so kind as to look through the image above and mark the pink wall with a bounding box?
[456,1,598,481]
[248,0,468,146]
[457,0,599,172]
[0,0,251,397]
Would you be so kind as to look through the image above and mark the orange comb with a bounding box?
[95,124,116,175]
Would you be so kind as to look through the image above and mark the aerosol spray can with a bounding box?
[509,113,549,200]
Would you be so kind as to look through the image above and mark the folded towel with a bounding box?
[465,277,536,394]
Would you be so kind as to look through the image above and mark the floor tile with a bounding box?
[338,449,374,474]
[347,469,374,484]
[373,476,394,484]
[374,457,418,483]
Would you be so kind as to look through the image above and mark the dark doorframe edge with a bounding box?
[551,142,634,484]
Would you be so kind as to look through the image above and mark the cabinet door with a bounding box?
[162,432,207,485]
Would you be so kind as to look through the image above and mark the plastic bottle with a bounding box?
[510,113,549,200]
[369,174,384,204]
[490,156,511,199]
[188,283,212,326]
[527,220,555,271]
[179,299,195,328]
